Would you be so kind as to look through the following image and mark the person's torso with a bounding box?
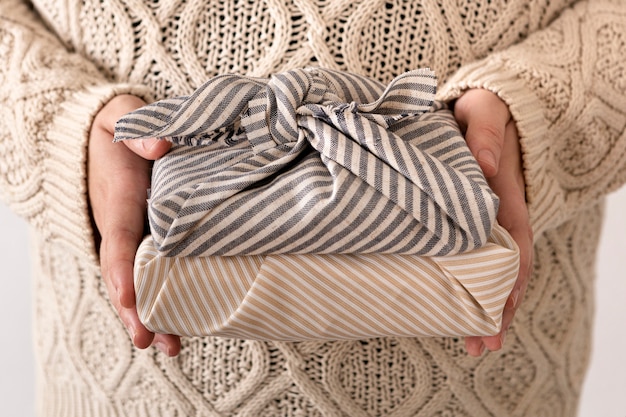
[34,0,575,99]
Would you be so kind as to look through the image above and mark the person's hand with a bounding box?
[453,89,534,356]
[88,95,180,356]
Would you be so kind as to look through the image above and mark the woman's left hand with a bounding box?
[88,95,180,356]
[453,89,534,356]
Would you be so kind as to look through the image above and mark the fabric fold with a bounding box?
[115,68,499,257]
[133,223,519,340]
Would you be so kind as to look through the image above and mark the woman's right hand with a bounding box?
[88,95,180,356]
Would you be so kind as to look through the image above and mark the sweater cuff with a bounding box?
[437,60,564,238]
[44,84,154,265]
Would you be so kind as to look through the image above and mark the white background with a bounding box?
[1,188,625,417]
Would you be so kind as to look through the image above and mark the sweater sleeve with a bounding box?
[0,0,153,263]
[437,0,626,237]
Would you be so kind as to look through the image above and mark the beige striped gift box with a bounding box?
[117,67,520,340]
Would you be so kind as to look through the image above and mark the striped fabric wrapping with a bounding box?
[115,68,499,257]
[134,223,519,339]
[117,68,520,339]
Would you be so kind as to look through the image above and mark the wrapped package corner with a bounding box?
[115,67,520,341]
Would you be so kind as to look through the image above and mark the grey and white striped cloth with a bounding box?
[114,68,520,340]
[115,68,499,258]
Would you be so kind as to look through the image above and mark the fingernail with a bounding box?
[511,288,520,307]
[500,330,507,347]
[478,343,486,356]
[478,150,497,171]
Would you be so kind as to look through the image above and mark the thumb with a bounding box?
[454,89,511,177]
[464,121,504,178]
[122,136,172,161]
[97,94,172,160]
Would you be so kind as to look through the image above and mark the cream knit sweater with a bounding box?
[1,0,625,416]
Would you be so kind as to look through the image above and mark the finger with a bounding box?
[492,121,533,303]
[99,182,158,348]
[481,304,516,351]
[90,107,158,347]
[122,137,172,161]
[478,121,534,353]
[96,141,151,305]
[506,218,533,312]
[94,95,171,160]
[480,225,532,353]
[100,244,155,349]
[466,124,505,177]
[101,224,158,349]
[119,304,156,349]
[454,90,511,177]
[105,227,144,309]
[152,334,182,357]
[465,336,486,357]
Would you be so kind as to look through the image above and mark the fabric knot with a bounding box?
[114,68,499,258]
[113,67,438,152]
[241,68,329,152]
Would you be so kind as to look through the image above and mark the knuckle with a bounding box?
[476,124,505,147]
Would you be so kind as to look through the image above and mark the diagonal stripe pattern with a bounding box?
[115,68,499,257]
[133,223,519,340]
[116,68,520,340]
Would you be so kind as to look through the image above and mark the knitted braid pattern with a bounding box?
[0,0,624,416]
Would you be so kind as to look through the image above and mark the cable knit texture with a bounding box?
[0,0,625,416]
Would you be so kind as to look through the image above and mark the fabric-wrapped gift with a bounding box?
[115,67,520,341]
